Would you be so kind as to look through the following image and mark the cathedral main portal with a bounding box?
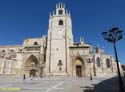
[24,55,38,77]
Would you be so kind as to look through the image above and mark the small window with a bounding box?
[19,49,22,52]
[59,67,61,71]
[34,42,38,45]
[106,58,110,68]
[2,50,5,52]
[59,20,63,26]
[97,57,101,67]
[58,60,63,66]
[11,50,14,52]
[58,10,63,15]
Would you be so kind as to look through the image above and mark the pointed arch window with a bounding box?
[59,20,63,26]
[96,57,101,67]
[106,58,110,68]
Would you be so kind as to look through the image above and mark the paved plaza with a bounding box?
[0,76,124,92]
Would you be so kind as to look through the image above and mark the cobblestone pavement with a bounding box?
[0,76,123,92]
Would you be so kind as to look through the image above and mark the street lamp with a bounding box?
[87,58,93,80]
[102,27,124,92]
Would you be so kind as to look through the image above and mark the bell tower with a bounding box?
[45,3,73,76]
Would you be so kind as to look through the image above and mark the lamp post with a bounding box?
[87,58,93,80]
[102,27,124,92]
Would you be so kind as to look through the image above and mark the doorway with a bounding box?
[24,55,38,77]
[76,65,82,77]
[30,69,36,77]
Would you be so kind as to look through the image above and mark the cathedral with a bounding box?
[0,3,122,77]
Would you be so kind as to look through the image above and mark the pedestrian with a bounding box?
[23,74,26,81]
[30,75,33,80]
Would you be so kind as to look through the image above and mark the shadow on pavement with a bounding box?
[82,76,125,92]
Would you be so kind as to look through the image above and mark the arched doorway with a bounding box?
[24,55,38,77]
[73,57,85,77]
[76,65,82,77]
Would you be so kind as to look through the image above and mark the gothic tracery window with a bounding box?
[97,57,101,67]
[106,58,110,68]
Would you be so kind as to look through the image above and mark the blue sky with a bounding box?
[0,0,125,64]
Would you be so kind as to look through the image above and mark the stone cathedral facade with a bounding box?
[0,3,122,77]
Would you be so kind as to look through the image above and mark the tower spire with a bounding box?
[56,4,58,8]
[52,11,54,16]
[59,2,61,8]
[61,2,63,8]
[69,10,70,16]
[97,43,100,48]
[66,9,68,15]
[80,36,84,44]
[63,3,65,8]
[50,12,51,17]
